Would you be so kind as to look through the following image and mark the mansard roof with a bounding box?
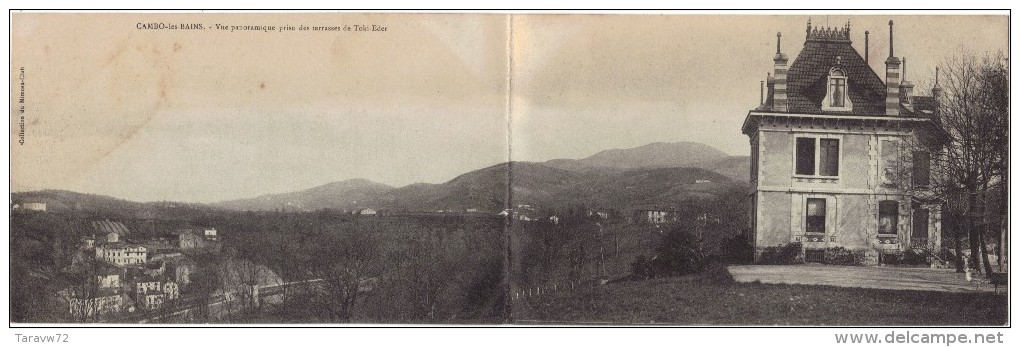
[784,27,888,116]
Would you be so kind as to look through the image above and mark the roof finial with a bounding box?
[935,67,940,86]
[888,20,895,58]
[806,18,812,39]
[776,32,782,54]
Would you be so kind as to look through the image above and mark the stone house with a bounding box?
[742,20,947,264]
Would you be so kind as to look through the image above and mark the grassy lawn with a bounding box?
[513,265,1008,326]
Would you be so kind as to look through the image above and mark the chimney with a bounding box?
[760,80,765,105]
[899,57,914,110]
[884,20,901,116]
[864,30,869,63]
[773,32,789,112]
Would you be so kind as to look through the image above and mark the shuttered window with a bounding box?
[819,139,840,176]
[796,138,816,175]
[912,151,930,187]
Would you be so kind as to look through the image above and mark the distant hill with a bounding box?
[695,155,750,183]
[10,190,223,220]
[215,178,394,211]
[543,142,728,171]
[14,142,751,215]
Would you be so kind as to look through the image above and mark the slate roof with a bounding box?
[91,219,130,237]
[909,95,939,118]
[785,38,888,115]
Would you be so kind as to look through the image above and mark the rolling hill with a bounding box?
[13,141,750,215]
[215,178,395,211]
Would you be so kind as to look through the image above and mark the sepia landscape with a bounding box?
[8,13,1009,326]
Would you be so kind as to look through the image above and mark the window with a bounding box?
[819,139,839,176]
[806,198,826,233]
[912,203,930,243]
[822,67,853,112]
[830,78,846,107]
[796,137,840,177]
[912,151,930,187]
[879,200,899,234]
[796,138,816,175]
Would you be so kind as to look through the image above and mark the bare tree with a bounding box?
[903,52,1008,276]
[310,229,380,323]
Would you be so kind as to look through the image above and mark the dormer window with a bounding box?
[821,67,853,112]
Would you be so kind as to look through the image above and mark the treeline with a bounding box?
[208,211,506,323]
[511,186,749,290]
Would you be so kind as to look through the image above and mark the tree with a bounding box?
[651,221,706,277]
[310,228,381,323]
[908,52,1008,276]
[187,265,221,322]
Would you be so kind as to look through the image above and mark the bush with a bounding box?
[757,242,803,265]
[881,248,932,266]
[823,247,865,266]
[720,232,754,264]
[650,223,706,277]
[629,255,652,280]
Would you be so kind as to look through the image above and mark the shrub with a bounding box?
[629,255,652,280]
[757,242,803,265]
[823,247,865,266]
[720,232,754,264]
[650,223,706,276]
[881,248,932,266]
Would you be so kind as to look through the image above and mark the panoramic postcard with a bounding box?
[8,12,1009,326]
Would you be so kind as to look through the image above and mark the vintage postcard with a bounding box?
[8,12,1010,329]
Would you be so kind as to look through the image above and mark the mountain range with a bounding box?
[213,141,748,212]
[12,142,749,215]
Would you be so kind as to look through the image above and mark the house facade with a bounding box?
[742,21,947,264]
[95,243,148,266]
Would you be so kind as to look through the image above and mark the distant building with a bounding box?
[91,219,130,244]
[695,179,712,184]
[356,208,378,216]
[80,236,96,250]
[95,264,122,290]
[174,229,221,251]
[19,202,47,211]
[68,289,123,318]
[203,228,218,241]
[95,243,147,266]
[633,208,679,224]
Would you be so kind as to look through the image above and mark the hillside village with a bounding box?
[59,218,221,320]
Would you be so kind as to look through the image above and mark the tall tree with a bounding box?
[918,52,1009,276]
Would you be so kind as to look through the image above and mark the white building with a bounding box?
[203,228,218,241]
[95,243,147,266]
[22,202,47,211]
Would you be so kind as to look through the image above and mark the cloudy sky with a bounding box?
[9,13,1008,202]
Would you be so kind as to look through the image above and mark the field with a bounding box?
[513,264,1008,326]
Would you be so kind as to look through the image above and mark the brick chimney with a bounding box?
[884,20,901,116]
[773,32,789,112]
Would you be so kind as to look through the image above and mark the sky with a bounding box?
[9,13,1008,203]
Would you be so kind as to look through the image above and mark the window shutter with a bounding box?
[796,138,816,175]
